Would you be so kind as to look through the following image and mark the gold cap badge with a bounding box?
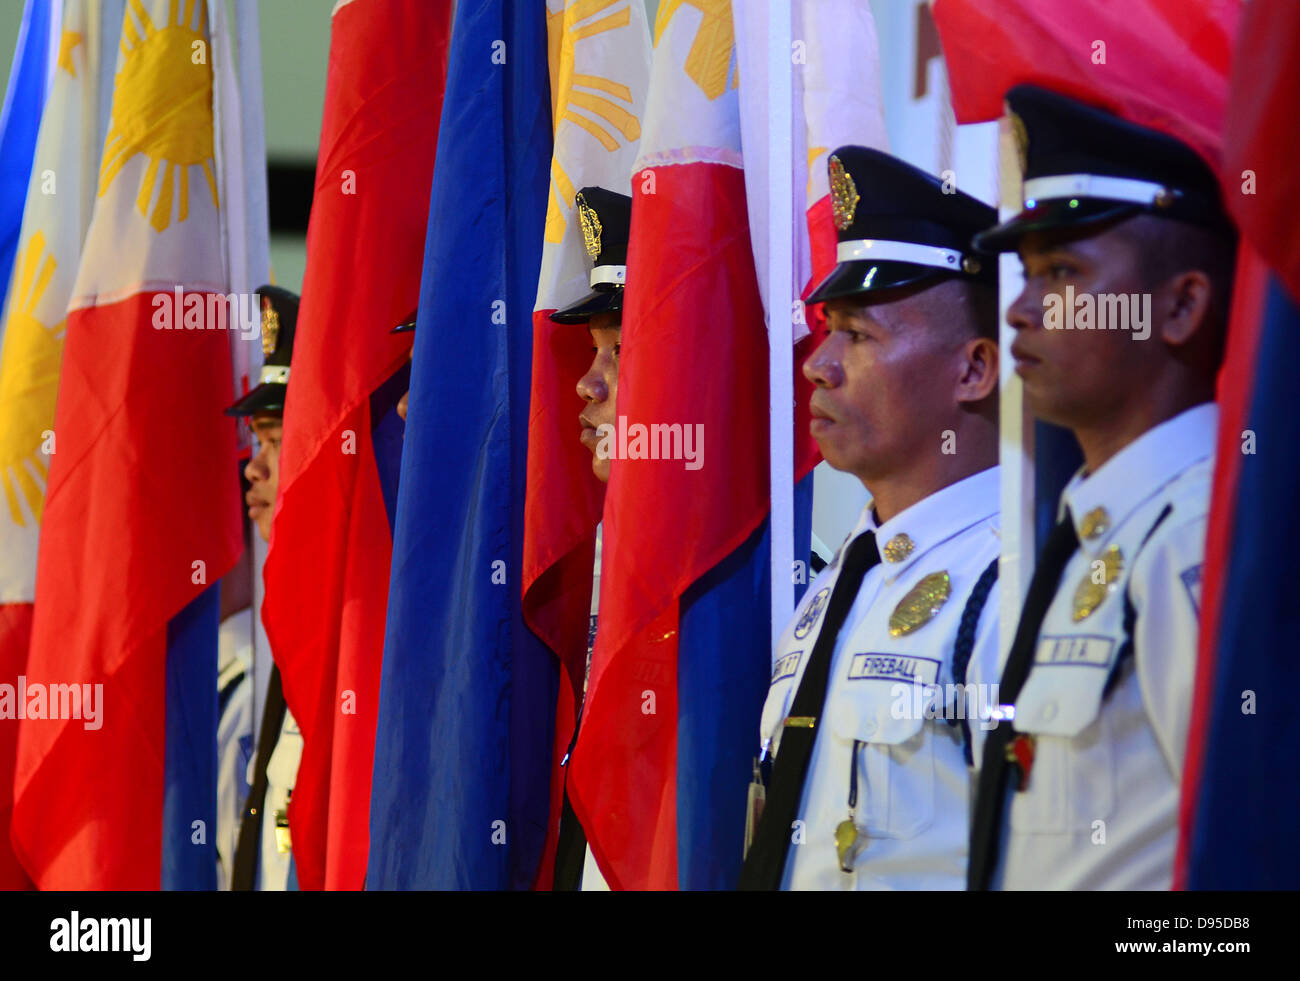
[883,533,915,564]
[577,192,602,259]
[889,571,951,637]
[260,297,280,357]
[1072,544,1124,621]
[1008,109,1029,176]
[829,155,859,231]
[1079,506,1110,540]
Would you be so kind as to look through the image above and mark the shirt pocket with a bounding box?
[828,675,935,840]
[1009,635,1118,833]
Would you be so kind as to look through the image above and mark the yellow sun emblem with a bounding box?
[544,0,644,244]
[98,0,217,233]
[0,231,64,527]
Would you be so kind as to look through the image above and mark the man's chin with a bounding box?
[592,456,611,484]
[256,517,273,544]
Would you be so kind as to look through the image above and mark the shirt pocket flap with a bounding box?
[829,676,929,746]
[760,649,805,750]
[1013,635,1117,737]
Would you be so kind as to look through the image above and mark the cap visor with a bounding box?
[806,261,949,306]
[224,382,286,417]
[549,288,622,325]
[974,200,1138,253]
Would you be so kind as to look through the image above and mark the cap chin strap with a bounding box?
[835,238,965,271]
[590,264,626,288]
[1023,173,1171,207]
[260,365,290,384]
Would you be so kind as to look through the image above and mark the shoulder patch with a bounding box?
[1180,563,1203,614]
[793,586,830,639]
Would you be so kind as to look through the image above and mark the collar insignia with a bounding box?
[1079,506,1110,540]
[883,533,915,563]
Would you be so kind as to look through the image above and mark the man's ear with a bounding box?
[1158,269,1212,347]
[956,336,998,404]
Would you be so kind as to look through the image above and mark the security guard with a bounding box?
[548,185,631,890]
[739,148,1001,890]
[225,285,305,891]
[968,86,1235,890]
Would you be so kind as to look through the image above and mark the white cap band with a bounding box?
[590,265,626,288]
[1023,173,1171,207]
[260,365,290,385]
[836,238,964,270]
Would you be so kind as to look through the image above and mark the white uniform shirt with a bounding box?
[216,609,253,890]
[998,403,1216,890]
[762,467,1002,890]
[244,705,303,891]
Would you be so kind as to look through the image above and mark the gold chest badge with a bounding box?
[889,571,951,637]
[576,192,602,259]
[829,155,859,231]
[1072,544,1124,621]
[260,297,280,357]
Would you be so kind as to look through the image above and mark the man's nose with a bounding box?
[802,334,845,389]
[1006,284,1039,333]
[244,448,268,484]
[576,364,608,403]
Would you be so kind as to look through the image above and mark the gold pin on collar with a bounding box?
[577,192,602,259]
[829,155,859,231]
[1072,544,1124,621]
[883,533,915,563]
[1079,506,1110,540]
[889,571,951,637]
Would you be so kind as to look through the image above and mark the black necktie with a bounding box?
[232,665,287,891]
[968,513,1080,890]
[738,531,880,891]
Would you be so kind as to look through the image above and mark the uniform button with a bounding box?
[248,807,258,816]
[1041,702,1058,722]
[861,720,878,737]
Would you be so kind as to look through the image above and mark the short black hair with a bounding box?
[1121,215,1236,361]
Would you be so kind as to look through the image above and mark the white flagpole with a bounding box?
[767,0,794,649]
[996,113,1034,658]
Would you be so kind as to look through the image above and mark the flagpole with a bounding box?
[766,0,794,649]
[996,113,1033,659]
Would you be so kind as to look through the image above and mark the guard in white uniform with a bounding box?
[223,286,306,891]
[968,86,1236,890]
[550,186,631,891]
[739,147,1002,890]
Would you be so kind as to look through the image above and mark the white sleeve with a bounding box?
[1131,513,1208,783]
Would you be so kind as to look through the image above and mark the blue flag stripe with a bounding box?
[0,0,53,312]
[162,585,219,890]
[367,0,553,890]
[1188,275,1300,888]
